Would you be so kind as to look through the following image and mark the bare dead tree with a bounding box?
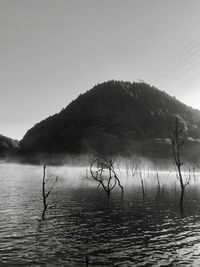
[42,165,58,220]
[85,255,90,266]
[171,118,189,210]
[125,159,129,178]
[155,172,161,199]
[139,169,146,200]
[131,156,141,178]
[124,156,141,179]
[90,156,123,196]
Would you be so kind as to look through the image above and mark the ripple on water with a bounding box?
[1,164,200,266]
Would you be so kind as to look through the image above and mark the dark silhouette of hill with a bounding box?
[20,81,200,160]
[0,134,19,156]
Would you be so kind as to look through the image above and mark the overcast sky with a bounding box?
[1,0,200,140]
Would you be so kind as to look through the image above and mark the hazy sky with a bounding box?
[1,0,200,140]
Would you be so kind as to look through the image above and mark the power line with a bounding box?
[155,60,200,86]
[144,33,200,82]
[150,49,200,84]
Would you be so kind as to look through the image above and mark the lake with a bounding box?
[1,162,200,266]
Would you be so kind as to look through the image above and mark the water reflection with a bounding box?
[1,163,200,266]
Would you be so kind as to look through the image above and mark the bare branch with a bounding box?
[41,165,58,220]
[90,155,123,195]
[171,118,188,211]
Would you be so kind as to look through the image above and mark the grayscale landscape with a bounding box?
[1,1,200,266]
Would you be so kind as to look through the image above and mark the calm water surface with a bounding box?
[1,163,200,266]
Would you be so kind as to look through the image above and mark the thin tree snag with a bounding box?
[90,156,123,195]
[155,172,161,199]
[171,118,189,211]
[42,165,58,220]
[139,170,145,200]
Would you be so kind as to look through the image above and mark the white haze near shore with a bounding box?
[1,154,200,192]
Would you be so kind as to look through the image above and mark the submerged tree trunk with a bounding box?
[139,170,146,200]
[180,185,185,211]
[171,119,189,211]
[155,173,161,199]
[141,177,145,200]
[90,156,123,196]
[41,165,58,220]
[42,165,47,220]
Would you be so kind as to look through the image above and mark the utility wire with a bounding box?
[150,49,200,84]
[155,60,200,86]
[144,33,200,82]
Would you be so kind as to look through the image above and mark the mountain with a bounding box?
[20,81,200,160]
[0,134,19,155]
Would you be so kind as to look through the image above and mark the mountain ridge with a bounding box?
[0,134,19,155]
[19,80,200,160]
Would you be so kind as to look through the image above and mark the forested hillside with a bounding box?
[0,134,19,155]
[20,81,200,160]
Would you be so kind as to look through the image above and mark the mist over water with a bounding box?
[1,162,200,266]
